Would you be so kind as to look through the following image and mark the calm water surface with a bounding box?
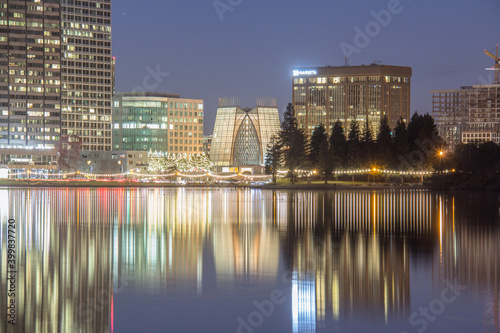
[1,188,499,333]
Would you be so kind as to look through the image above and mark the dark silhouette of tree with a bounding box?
[280,103,307,184]
[280,103,297,148]
[347,120,361,171]
[329,120,348,172]
[360,119,375,168]
[317,138,332,184]
[392,117,409,170]
[308,124,328,172]
[375,116,392,168]
[407,112,442,170]
[265,135,283,185]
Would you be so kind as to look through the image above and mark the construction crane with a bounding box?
[484,44,500,84]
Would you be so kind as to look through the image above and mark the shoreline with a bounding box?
[0,179,428,190]
[1,180,498,191]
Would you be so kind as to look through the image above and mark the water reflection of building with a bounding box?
[1,189,499,333]
[212,189,280,284]
[440,196,500,332]
[276,190,436,236]
[113,188,211,292]
[289,232,410,330]
[0,189,114,333]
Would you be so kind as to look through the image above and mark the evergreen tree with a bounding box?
[407,112,443,170]
[279,103,307,184]
[347,120,361,171]
[280,103,297,147]
[392,117,410,170]
[317,139,332,184]
[360,119,375,167]
[329,121,348,171]
[265,135,283,185]
[308,124,328,172]
[375,116,392,168]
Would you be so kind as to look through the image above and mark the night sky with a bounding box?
[112,0,500,135]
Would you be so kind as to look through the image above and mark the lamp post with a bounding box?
[438,151,444,173]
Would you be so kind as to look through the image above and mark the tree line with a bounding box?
[265,103,444,184]
[433,141,500,189]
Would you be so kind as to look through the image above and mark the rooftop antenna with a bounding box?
[344,56,350,66]
[484,44,500,84]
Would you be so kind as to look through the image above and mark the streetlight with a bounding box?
[438,151,444,173]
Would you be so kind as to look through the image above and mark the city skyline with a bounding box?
[113,0,500,135]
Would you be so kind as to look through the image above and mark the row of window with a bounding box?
[294,76,410,85]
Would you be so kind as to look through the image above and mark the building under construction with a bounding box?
[433,45,500,150]
[433,84,500,150]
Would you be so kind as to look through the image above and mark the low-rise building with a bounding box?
[113,92,204,154]
[79,150,149,175]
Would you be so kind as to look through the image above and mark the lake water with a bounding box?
[1,188,499,333]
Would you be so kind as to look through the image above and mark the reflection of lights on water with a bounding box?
[292,272,316,333]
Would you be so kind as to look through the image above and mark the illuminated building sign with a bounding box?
[293,69,318,76]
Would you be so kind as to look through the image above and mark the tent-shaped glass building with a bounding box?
[211,97,281,173]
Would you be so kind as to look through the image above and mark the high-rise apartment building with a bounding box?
[112,92,204,153]
[431,89,469,151]
[60,0,112,151]
[0,0,62,170]
[0,0,112,172]
[292,64,412,136]
[433,84,500,150]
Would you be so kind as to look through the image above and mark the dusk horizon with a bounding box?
[113,0,500,135]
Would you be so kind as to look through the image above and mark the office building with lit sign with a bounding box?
[211,97,281,173]
[292,64,412,136]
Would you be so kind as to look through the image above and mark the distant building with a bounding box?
[203,135,213,156]
[112,92,204,153]
[211,97,281,173]
[433,84,500,150]
[79,150,149,174]
[431,88,469,151]
[292,64,412,136]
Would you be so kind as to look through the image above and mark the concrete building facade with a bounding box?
[60,0,113,152]
[433,84,500,150]
[292,64,412,136]
[0,0,62,170]
[0,0,112,172]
